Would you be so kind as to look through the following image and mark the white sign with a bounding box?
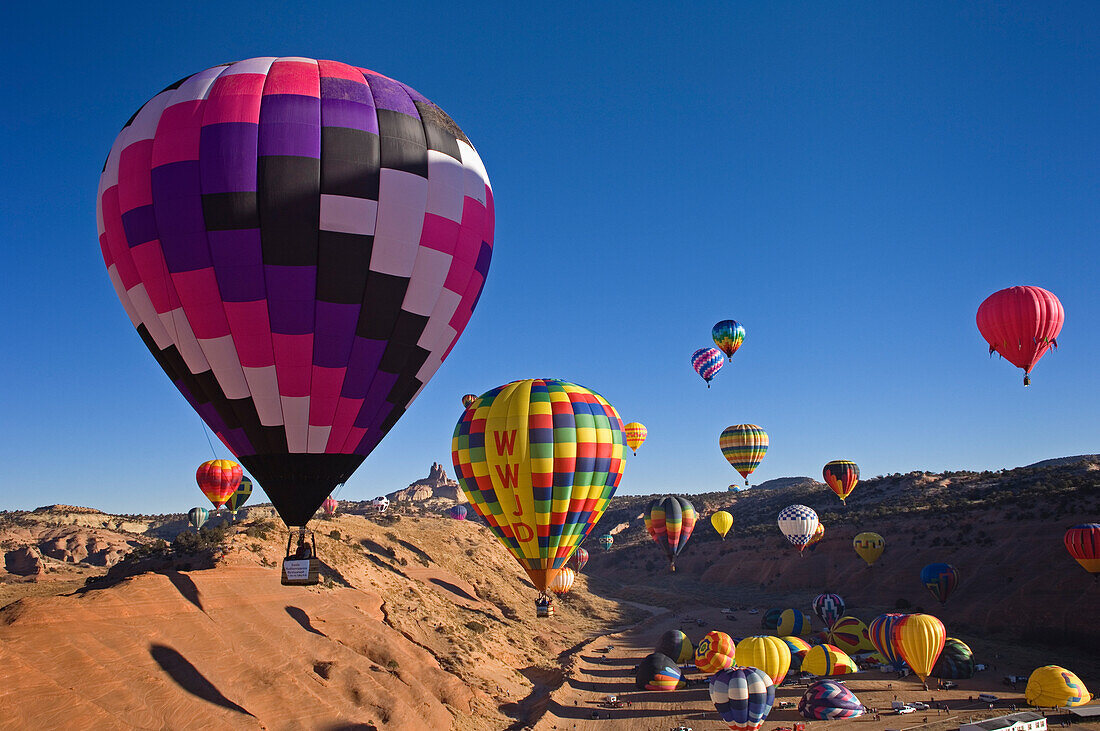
[283,559,311,581]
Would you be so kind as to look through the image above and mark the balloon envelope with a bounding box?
[720,424,769,485]
[735,635,792,686]
[461,394,478,409]
[976,286,1064,385]
[656,629,695,664]
[321,497,337,516]
[777,505,819,553]
[802,644,857,676]
[691,347,724,385]
[779,609,812,638]
[448,504,468,520]
[98,57,494,527]
[695,630,737,674]
[799,680,865,720]
[806,523,825,552]
[1025,665,1091,708]
[452,379,625,593]
[868,613,909,672]
[635,652,685,691]
[709,665,775,731]
[224,475,253,512]
[920,563,960,604]
[711,320,746,360]
[822,460,859,504]
[623,422,647,454]
[548,566,574,595]
[892,613,945,683]
[569,547,588,572]
[853,532,885,566]
[932,637,976,679]
[598,533,613,551]
[827,616,874,655]
[1064,523,1100,575]
[196,460,242,509]
[645,496,697,570]
[761,608,783,632]
[711,510,734,540]
[812,593,845,628]
[188,507,209,530]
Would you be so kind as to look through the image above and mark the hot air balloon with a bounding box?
[802,644,857,676]
[729,483,750,493]
[868,613,908,672]
[453,379,625,613]
[695,631,737,674]
[196,460,242,509]
[461,394,477,409]
[779,609,812,638]
[656,629,695,664]
[976,286,1064,386]
[778,505,819,555]
[623,422,647,455]
[781,636,812,657]
[805,523,825,552]
[635,653,686,691]
[892,613,945,687]
[822,460,859,504]
[720,425,769,485]
[548,566,574,595]
[709,666,775,731]
[321,497,337,516]
[599,533,613,552]
[711,510,734,540]
[225,475,253,513]
[798,680,865,720]
[853,532,885,567]
[932,637,976,679]
[920,563,959,605]
[691,347,724,387]
[761,608,783,632]
[1064,523,1100,576]
[1025,666,1092,708]
[188,507,209,530]
[99,57,495,531]
[448,504,468,520]
[712,320,746,362]
[645,496,697,571]
[827,616,874,655]
[569,546,588,572]
[735,636,792,686]
[812,593,845,629]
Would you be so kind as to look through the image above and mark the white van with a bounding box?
[978,694,998,702]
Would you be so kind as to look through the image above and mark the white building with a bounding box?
[960,712,1046,731]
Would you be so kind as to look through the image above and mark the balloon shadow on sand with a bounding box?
[428,578,479,603]
[161,571,203,612]
[149,644,254,717]
[285,605,327,637]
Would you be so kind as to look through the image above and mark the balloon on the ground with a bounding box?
[1025,665,1091,708]
[932,638,976,679]
[761,608,783,632]
[569,547,588,572]
[321,497,337,516]
[853,532,885,566]
[735,635,792,686]
[635,652,686,691]
[99,58,494,528]
[225,475,253,512]
[780,636,812,659]
[691,347,725,387]
[712,320,746,361]
[1064,523,1100,575]
[695,631,737,674]
[799,679,866,720]
[645,496,697,571]
[623,422,648,455]
[920,563,960,605]
[779,609,812,637]
[709,665,775,731]
[802,644,857,676]
[599,533,613,552]
[976,286,1064,386]
[711,510,734,540]
[892,613,945,684]
[461,394,477,409]
[188,507,209,530]
[453,379,625,606]
[720,424,769,485]
[778,505,819,554]
[196,460,243,509]
[822,460,859,504]
[812,593,845,628]
[827,616,874,654]
[448,504,468,520]
[656,629,695,664]
[868,613,909,671]
[548,566,574,595]
[806,523,825,552]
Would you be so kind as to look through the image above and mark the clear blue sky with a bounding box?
[2,1,1097,514]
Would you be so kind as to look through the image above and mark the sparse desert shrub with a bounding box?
[245,519,276,540]
[172,525,228,553]
[328,529,341,540]
[387,659,399,671]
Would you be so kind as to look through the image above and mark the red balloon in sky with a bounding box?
[976,286,1063,386]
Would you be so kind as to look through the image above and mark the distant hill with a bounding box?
[1025,454,1100,469]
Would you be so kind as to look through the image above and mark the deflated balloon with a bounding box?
[636,652,686,691]
[656,629,695,664]
[645,495,697,571]
[778,505,819,554]
[827,616,874,655]
[932,637,976,679]
[976,286,1064,386]
[735,635,792,686]
[892,613,945,684]
[779,609,812,638]
[695,631,737,674]
[99,58,494,528]
[1064,523,1100,575]
[711,510,734,540]
[623,422,648,455]
[453,379,625,604]
[225,475,252,512]
[712,320,746,361]
[802,644,857,676]
[920,563,959,605]
[799,680,865,720]
[197,459,242,509]
[853,532,885,566]
[691,347,725,387]
[822,460,859,504]
[1026,665,1091,708]
[188,507,209,530]
[812,593,845,629]
[709,666,775,731]
[720,425,769,485]
[761,608,783,632]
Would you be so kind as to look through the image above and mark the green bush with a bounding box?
[173,525,228,554]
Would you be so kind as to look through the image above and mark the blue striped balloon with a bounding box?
[691,347,725,387]
[709,665,776,731]
[798,679,865,719]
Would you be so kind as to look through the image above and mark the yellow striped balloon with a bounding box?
[735,635,792,685]
[892,613,946,684]
[853,532,885,566]
[720,425,769,485]
[452,379,625,602]
[623,422,648,455]
[711,510,734,540]
[694,630,737,673]
[802,644,858,676]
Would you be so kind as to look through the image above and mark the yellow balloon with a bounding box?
[711,510,734,540]
[735,635,792,686]
[853,532,885,566]
[623,422,647,454]
[893,613,945,684]
[802,644,858,676]
[778,608,812,637]
[1026,665,1091,708]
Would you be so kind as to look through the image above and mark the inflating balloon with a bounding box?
[623,422,648,455]
[720,425,769,485]
[709,666,775,731]
[1025,665,1091,708]
[799,680,865,720]
[779,609,813,638]
[448,504,468,520]
[812,593,845,629]
[569,547,588,572]
[695,631,737,674]
[635,653,686,691]
[868,613,909,672]
[822,460,859,504]
[196,460,242,509]
[225,475,253,512]
[453,379,624,612]
[691,347,725,387]
[656,629,695,664]
[548,567,574,595]
[735,635,792,686]
[777,505,819,555]
[711,510,734,540]
[99,57,495,528]
[932,638,976,679]
[461,394,478,409]
[1064,523,1100,576]
[321,497,337,516]
[802,644,857,676]
[920,563,959,605]
[712,320,746,362]
[892,613,945,686]
[188,507,209,530]
[645,496,697,571]
[827,616,874,655]
[853,532,885,567]
[976,286,1064,386]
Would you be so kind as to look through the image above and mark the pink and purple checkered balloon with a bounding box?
[691,347,724,387]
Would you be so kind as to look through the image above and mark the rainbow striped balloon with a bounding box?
[712,320,746,360]
[691,347,725,387]
[645,495,697,571]
[867,613,908,671]
[720,425,769,485]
